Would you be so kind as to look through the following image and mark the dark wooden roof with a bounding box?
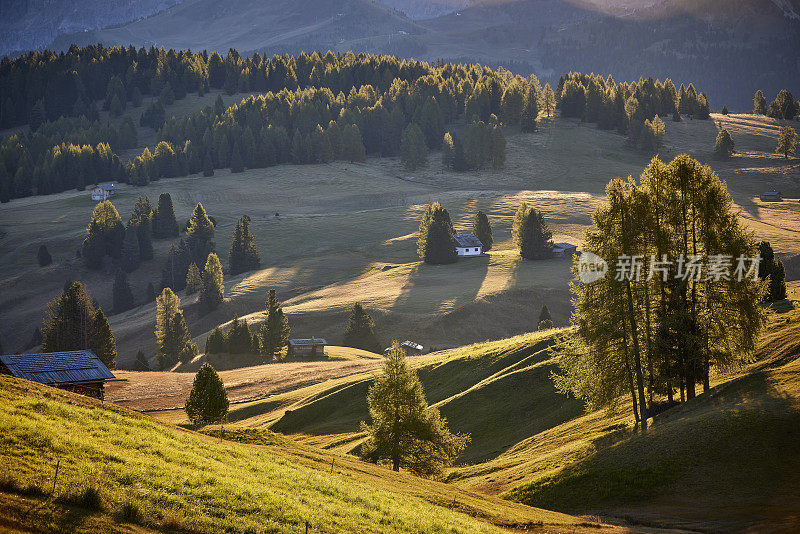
[94,183,119,191]
[453,233,483,248]
[0,350,115,385]
[288,338,327,346]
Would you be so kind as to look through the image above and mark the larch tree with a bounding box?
[185,262,202,294]
[260,289,290,360]
[442,132,455,168]
[41,282,117,369]
[400,123,427,171]
[342,303,382,353]
[512,202,553,260]
[714,128,735,159]
[199,252,224,313]
[776,126,797,159]
[417,202,457,265]
[471,211,493,252]
[153,193,179,238]
[360,341,469,477]
[186,202,215,265]
[543,83,556,119]
[185,363,229,426]
[228,215,260,275]
[82,200,125,270]
[155,287,198,369]
[753,90,767,115]
[113,269,135,313]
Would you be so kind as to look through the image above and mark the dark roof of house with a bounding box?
[453,233,483,248]
[288,338,327,346]
[762,191,781,196]
[94,183,119,191]
[0,350,115,385]
[400,340,423,351]
[552,242,578,251]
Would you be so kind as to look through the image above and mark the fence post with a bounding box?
[52,459,60,495]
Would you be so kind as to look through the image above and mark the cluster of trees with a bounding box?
[556,155,765,429]
[558,73,705,150]
[753,89,799,120]
[40,281,117,369]
[81,196,157,273]
[759,242,786,303]
[417,202,458,265]
[512,203,553,260]
[441,120,506,171]
[0,116,136,201]
[205,316,260,356]
[342,303,382,353]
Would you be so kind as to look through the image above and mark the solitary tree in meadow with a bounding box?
[537,305,553,330]
[361,341,469,477]
[776,126,797,159]
[512,203,552,260]
[471,211,493,252]
[343,303,382,353]
[753,90,767,115]
[153,193,179,238]
[199,253,224,313]
[185,363,229,426]
[155,287,198,369]
[714,128,735,159]
[186,202,215,265]
[260,289,290,360]
[37,244,52,267]
[417,202,457,265]
[228,216,260,275]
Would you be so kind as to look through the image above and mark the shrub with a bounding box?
[37,244,52,266]
[56,485,103,511]
[116,501,143,524]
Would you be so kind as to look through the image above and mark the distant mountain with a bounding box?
[0,0,181,55]
[9,0,799,110]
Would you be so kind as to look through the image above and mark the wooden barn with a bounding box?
[760,191,783,202]
[552,242,578,258]
[287,338,327,357]
[0,350,115,399]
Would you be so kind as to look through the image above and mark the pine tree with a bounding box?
[417,202,457,265]
[186,202,215,265]
[230,142,245,172]
[721,105,729,115]
[121,224,141,272]
[360,341,469,476]
[185,262,202,294]
[260,289,290,360]
[160,240,192,291]
[113,269,135,313]
[714,128,735,159]
[199,253,224,313]
[537,304,553,330]
[37,244,52,267]
[185,363,229,426]
[490,125,506,169]
[228,216,261,275]
[753,90,767,115]
[155,287,198,369]
[512,202,553,260]
[452,135,469,171]
[471,211,493,252]
[134,350,150,371]
[42,282,117,369]
[109,95,123,117]
[776,126,797,159]
[203,153,214,177]
[205,326,226,354]
[146,282,157,302]
[343,303,381,353]
[82,200,125,270]
[129,196,154,260]
[442,132,455,168]
[153,193,179,238]
[543,83,556,119]
[520,87,539,132]
[400,123,427,171]
[342,124,366,163]
[770,259,787,301]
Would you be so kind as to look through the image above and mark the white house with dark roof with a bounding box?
[453,233,484,257]
[91,183,119,201]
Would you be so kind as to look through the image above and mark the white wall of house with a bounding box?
[456,246,482,256]
[91,188,108,201]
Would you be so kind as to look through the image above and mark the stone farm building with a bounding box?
[288,338,327,357]
[91,183,119,201]
[453,233,484,256]
[0,350,115,399]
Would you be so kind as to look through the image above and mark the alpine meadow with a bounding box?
[2,1,800,533]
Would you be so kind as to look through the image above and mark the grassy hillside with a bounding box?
[0,374,626,533]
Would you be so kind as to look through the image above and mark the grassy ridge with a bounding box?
[0,374,607,533]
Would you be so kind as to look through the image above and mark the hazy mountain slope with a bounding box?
[0,0,181,55]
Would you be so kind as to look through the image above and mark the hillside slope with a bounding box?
[0,374,622,533]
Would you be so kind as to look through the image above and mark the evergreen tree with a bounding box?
[228,216,261,275]
[160,240,192,291]
[442,132,455,168]
[770,259,787,302]
[153,193,179,239]
[186,202,215,265]
[360,341,469,476]
[342,303,381,353]
[185,262,202,294]
[776,126,797,159]
[759,241,787,302]
[260,289,290,360]
[512,202,553,260]
[769,89,798,120]
[520,87,539,132]
[121,224,141,272]
[400,123,427,171]
[417,202,457,265]
[203,153,214,177]
[714,128,735,159]
[199,253,224,313]
[82,200,125,270]
[185,363,229,426]
[37,244,52,267]
[537,304,553,330]
[452,135,469,171]
[134,350,150,371]
[753,90,767,115]
[543,83,556,119]
[230,142,245,172]
[129,195,154,260]
[471,211,493,252]
[342,124,366,163]
[113,269,135,313]
[155,287,198,369]
[109,95,123,117]
[204,326,226,354]
[42,282,117,369]
[490,124,506,169]
[146,282,157,302]
[721,105,729,115]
